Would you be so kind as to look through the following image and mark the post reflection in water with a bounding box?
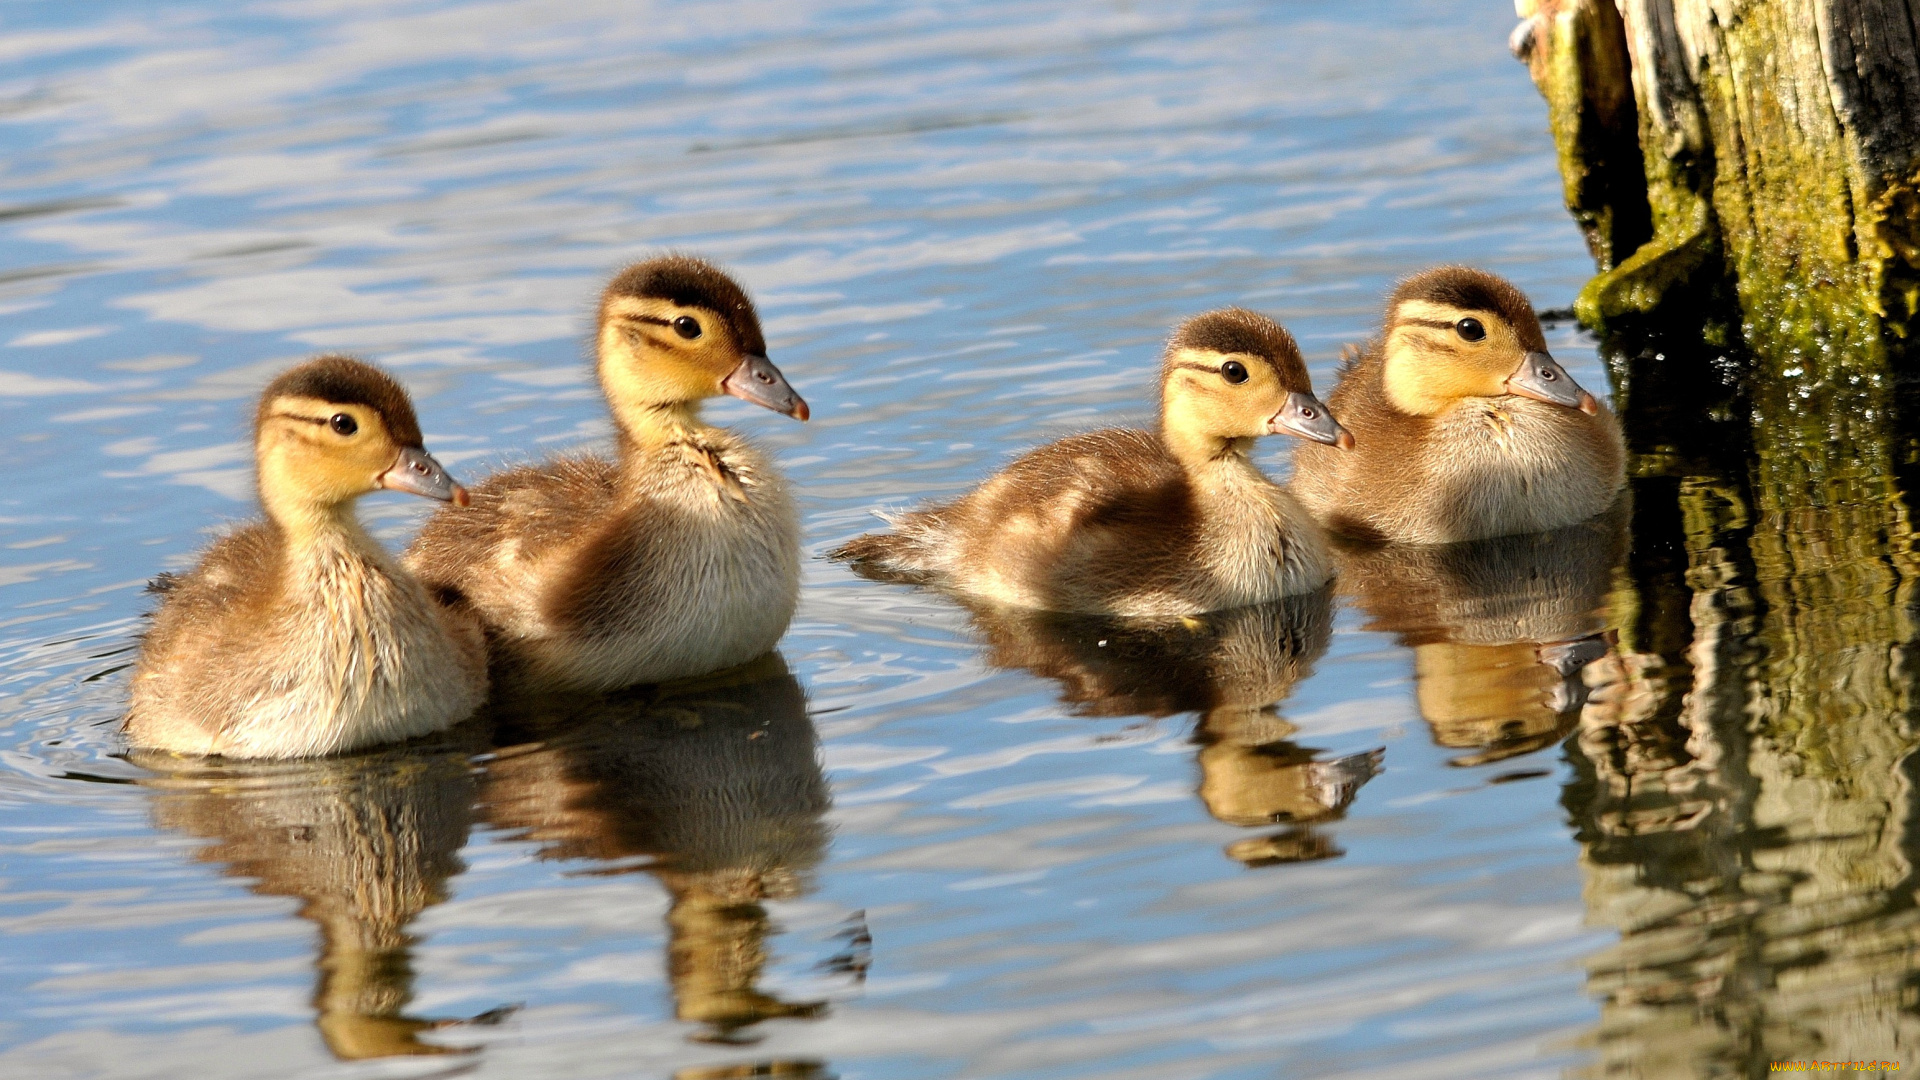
[1337,507,1628,767]
[477,652,837,1069]
[1560,326,1920,1076]
[958,592,1382,866]
[134,741,500,1060]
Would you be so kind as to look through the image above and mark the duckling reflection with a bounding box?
[1338,505,1627,766]
[477,653,832,1045]
[134,741,494,1060]
[961,591,1382,865]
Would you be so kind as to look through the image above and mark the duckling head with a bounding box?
[1159,307,1351,462]
[254,356,467,532]
[595,255,808,436]
[1380,266,1599,417]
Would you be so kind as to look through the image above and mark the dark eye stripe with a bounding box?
[1171,360,1263,376]
[617,313,709,340]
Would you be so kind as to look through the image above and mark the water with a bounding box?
[3,1,1914,1077]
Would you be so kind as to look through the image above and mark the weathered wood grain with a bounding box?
[1516,0,1920,350]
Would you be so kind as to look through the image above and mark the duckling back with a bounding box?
[405,431,799,693]
[835,427,1330,617]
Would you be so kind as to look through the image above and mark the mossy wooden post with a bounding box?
[1522,5,1920,1062]
[1512,0,1920,353]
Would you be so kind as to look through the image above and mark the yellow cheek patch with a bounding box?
[1160,353,1288,442]
[598,301,740,415]
[1381,322,1519,416]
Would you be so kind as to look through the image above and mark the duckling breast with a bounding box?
[217,541,486,758]
[130,530,485,760]
[1184,467,1334,609]
[519,437,802,691]
[1414,397,1623,543]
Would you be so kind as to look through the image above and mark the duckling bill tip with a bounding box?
[721,354,809,421]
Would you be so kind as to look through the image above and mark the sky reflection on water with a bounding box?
[4,1,1912,1078]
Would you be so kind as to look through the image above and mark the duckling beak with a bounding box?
[722,354,810,421]
[1507,351,1600,414]
[1268,391,1354,449]
[379,446,470,507]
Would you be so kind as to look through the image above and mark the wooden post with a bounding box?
[1513,0,1920,353]
[1520,8,1920,1063]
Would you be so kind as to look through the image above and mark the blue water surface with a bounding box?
[0,2,1620,1077]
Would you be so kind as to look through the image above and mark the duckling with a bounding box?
[126,357,487,759]
[405,255,808,693]
[832,308,1351,616]
[1290,266,1624,544]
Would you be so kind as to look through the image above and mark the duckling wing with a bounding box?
[403,456,623,626]
[128,523,288,746]
[844,429,1197,612]
[960,430,1198,606]
[141,524,286,647]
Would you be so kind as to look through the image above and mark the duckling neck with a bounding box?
[613,400,711,453]
[1160,424,1255,475]
[259,488,386,566]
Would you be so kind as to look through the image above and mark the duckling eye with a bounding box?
[672,315,702,340]
[329,413,358,436]
[1455,317,1486,342]
[1220,361,1249,384]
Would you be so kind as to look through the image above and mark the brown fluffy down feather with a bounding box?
[831,427,1331,617]
[1290,267,1624,544]
[127,517,491,759]
[126,356,488,759]
[601,254,767,357]
[404,426,799,693]
[256,354,425,446]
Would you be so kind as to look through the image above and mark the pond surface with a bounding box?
[3,2,1916,1078]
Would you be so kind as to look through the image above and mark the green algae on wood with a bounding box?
[1513,0,1920,353]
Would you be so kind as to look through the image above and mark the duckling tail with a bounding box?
[828,519,945,586]
[1334,342,1366,380]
